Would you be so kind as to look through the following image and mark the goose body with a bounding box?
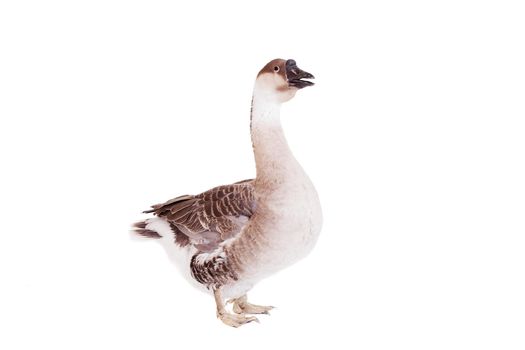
[133,58,322,327]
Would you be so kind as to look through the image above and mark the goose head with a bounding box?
[254,58,314,104]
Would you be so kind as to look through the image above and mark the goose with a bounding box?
[132,58,322,327]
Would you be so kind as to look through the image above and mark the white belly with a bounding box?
[248,175,323,279]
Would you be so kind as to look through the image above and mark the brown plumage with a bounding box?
[132,221,162,238]
[143,179,255,253]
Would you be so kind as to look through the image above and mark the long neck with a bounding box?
[250,94,297,183]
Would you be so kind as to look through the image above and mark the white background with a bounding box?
[1,0,524,349]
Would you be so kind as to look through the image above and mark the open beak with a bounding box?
[286,59,315,89]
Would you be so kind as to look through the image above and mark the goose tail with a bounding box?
[131,220,162,238]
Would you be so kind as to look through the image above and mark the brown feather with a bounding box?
[135,229,162,238]
[145,180,256,252]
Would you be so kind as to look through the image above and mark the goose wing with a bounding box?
[144,179,255,251]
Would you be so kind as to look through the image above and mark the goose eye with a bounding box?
[273,66,280,72]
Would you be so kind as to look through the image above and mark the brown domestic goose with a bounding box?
[132,58,322,327]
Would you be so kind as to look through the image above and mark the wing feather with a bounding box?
[144,179,256,251]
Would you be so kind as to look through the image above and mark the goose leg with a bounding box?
[230,294,274,315]
[213,288,258,327]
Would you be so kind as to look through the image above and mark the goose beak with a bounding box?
[286,59,315,89]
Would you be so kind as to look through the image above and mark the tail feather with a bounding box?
[132,221,162,238]
[130,217,204,292]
